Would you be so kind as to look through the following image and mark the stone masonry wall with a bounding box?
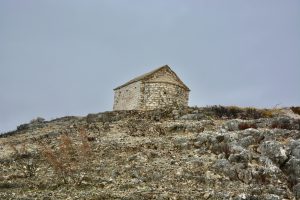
[113,81,142,110]
[146,68,186,88]
[142,82,189,110]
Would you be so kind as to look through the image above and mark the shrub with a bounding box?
[41,143,71,184]
[227,106,241,118]
[17,123,30,131]
[0,182,18,189]
[291,107,300,115]
[243,108,263,119]
[30,117,45,123]
[79,128,92,158]
[206,106,266,119]
[238,122,258,130]
[40,129,94,185]
[262,108,284,118]
[271,118,291,129]
[261,110,275,118]
[86,114,98,123]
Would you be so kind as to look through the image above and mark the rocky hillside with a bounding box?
[1,106,300,200]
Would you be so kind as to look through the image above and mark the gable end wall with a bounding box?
[142,82,189,110]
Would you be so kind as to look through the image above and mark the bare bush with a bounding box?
[40,129,94,185]
[79,128,92,159]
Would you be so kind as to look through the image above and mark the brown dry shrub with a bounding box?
[79,128,92,158]
[261,110,275,118]
[41,144,69,181]
[238,122,258,130]
[40,129,94,184]
[271,119,291,129]
[59,134,76,167]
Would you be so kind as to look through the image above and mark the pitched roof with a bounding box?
[114,65,190,91]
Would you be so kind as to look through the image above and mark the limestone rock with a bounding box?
[259,140,288,166]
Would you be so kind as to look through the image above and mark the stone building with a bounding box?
[113,65,190,110]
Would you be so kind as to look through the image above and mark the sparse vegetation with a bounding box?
[291,107,300,115]
[196,105,279,120]
[238,122,258,130]
[40,129,94,185]
[1,106,300,199]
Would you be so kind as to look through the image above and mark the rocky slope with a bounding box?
[0,106,300,200]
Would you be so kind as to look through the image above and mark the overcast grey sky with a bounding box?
[1,0,299,133]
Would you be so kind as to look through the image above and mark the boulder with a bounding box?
[222,120,242,131]
[287,139,300,159]
[259,140,288,166]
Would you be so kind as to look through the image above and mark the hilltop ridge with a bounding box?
[1,106,300,199]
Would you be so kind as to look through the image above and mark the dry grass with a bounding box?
[262,108,283,117]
